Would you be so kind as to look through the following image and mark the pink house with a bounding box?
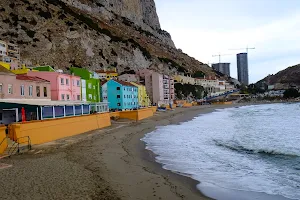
[138,69,174,105]
[0,65,51,100]
[27,71,81,101]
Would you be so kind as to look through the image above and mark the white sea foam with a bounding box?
[142,103,300,200]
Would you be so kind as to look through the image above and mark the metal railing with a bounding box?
[8,136,31,157]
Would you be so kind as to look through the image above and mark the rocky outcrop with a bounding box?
[257,64,300,89]
[0,0,217,77]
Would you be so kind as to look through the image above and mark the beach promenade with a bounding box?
[0,104,240,200]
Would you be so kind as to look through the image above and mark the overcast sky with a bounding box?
[155,0,300,83]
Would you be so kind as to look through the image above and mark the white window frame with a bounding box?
[29,85,33,96]
[66,79,69,86]
[77,80,80,87]
[0,83,2,93]
[67,94,70,101]
[61,78,64,85]
[21,85,25,96]
[8,84,13,94]
[61,94,65,100]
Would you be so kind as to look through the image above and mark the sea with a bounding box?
[142,103,300,200]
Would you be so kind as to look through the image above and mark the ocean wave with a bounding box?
[214,140,300,158]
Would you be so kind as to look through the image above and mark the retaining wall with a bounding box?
[0,126,7,154]
[9,113,111,145]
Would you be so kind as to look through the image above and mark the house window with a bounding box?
[124,88,125,91]
[117,103,121,106]
[8,84,13,94]
[29,85,33,96]
[88,83,92,89]
[124,95,126,98]
[61,78,64,85]
[117,95,120,98]
[20,85,25,96]
[117,87,120,90]
[0,83,2,93]
[73,80,75,86]
[44,87,47,97]
[67,94,70,100]
[77,95,80,100]
[77,80,80,87]
[61,94,65,100]
[36,86,40,97]
[93,85,95,90]
[66,79,69,86]
[88,94,92,100]
[93,95,96,100]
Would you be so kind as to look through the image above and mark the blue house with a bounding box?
[102,80,138,111]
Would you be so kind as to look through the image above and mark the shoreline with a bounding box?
[0,103,289,200]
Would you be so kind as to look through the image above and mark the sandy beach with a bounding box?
[0,104,243,200]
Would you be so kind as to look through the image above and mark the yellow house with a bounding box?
[95,68,118,80]
[0,61,10,70]
[11,65,38,74]
[130,82,151,107]
[173,74,196,85]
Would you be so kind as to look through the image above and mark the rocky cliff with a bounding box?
[0,0,216,76]
[257,64,300,89]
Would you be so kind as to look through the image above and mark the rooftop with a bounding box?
[113,80,136,87]
[16,75,50,82]
[0,65,15,75]
[95,70,117,73]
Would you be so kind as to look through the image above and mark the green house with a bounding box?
[70,67,101,103]
[33,65,55,72]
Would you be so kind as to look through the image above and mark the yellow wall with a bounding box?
[118,108,154,121]
[137,108,154,120]
[131,82,151,107]
[11,68,38,75]
[151,106,157,113]
[9,113,111,145]
[212,101,233,105]
[110,112,120,118]
[183,103,193,108]
[0,126,7,154]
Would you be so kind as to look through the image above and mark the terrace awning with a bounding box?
[0,99,89,107]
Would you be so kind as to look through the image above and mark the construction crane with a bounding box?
[212,53,233,63]
[229,46,255,54]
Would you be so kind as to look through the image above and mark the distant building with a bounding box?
[130,82,151,107]
[212,63,230,76]
[173,73,195,85]
[69,67,101,103]
[118,74,140,83]
[27,71,81,101]
[0,40,20,64]
[95,68,118,80]
[138,69,175,105]
[102,80,138,111]
[237,53,249,85]
[0,65,51,100]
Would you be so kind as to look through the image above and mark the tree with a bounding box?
[283,88,299,98]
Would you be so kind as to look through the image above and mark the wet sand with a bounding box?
[0,104,244,200]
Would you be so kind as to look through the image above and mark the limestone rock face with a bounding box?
[0,0,217,77]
